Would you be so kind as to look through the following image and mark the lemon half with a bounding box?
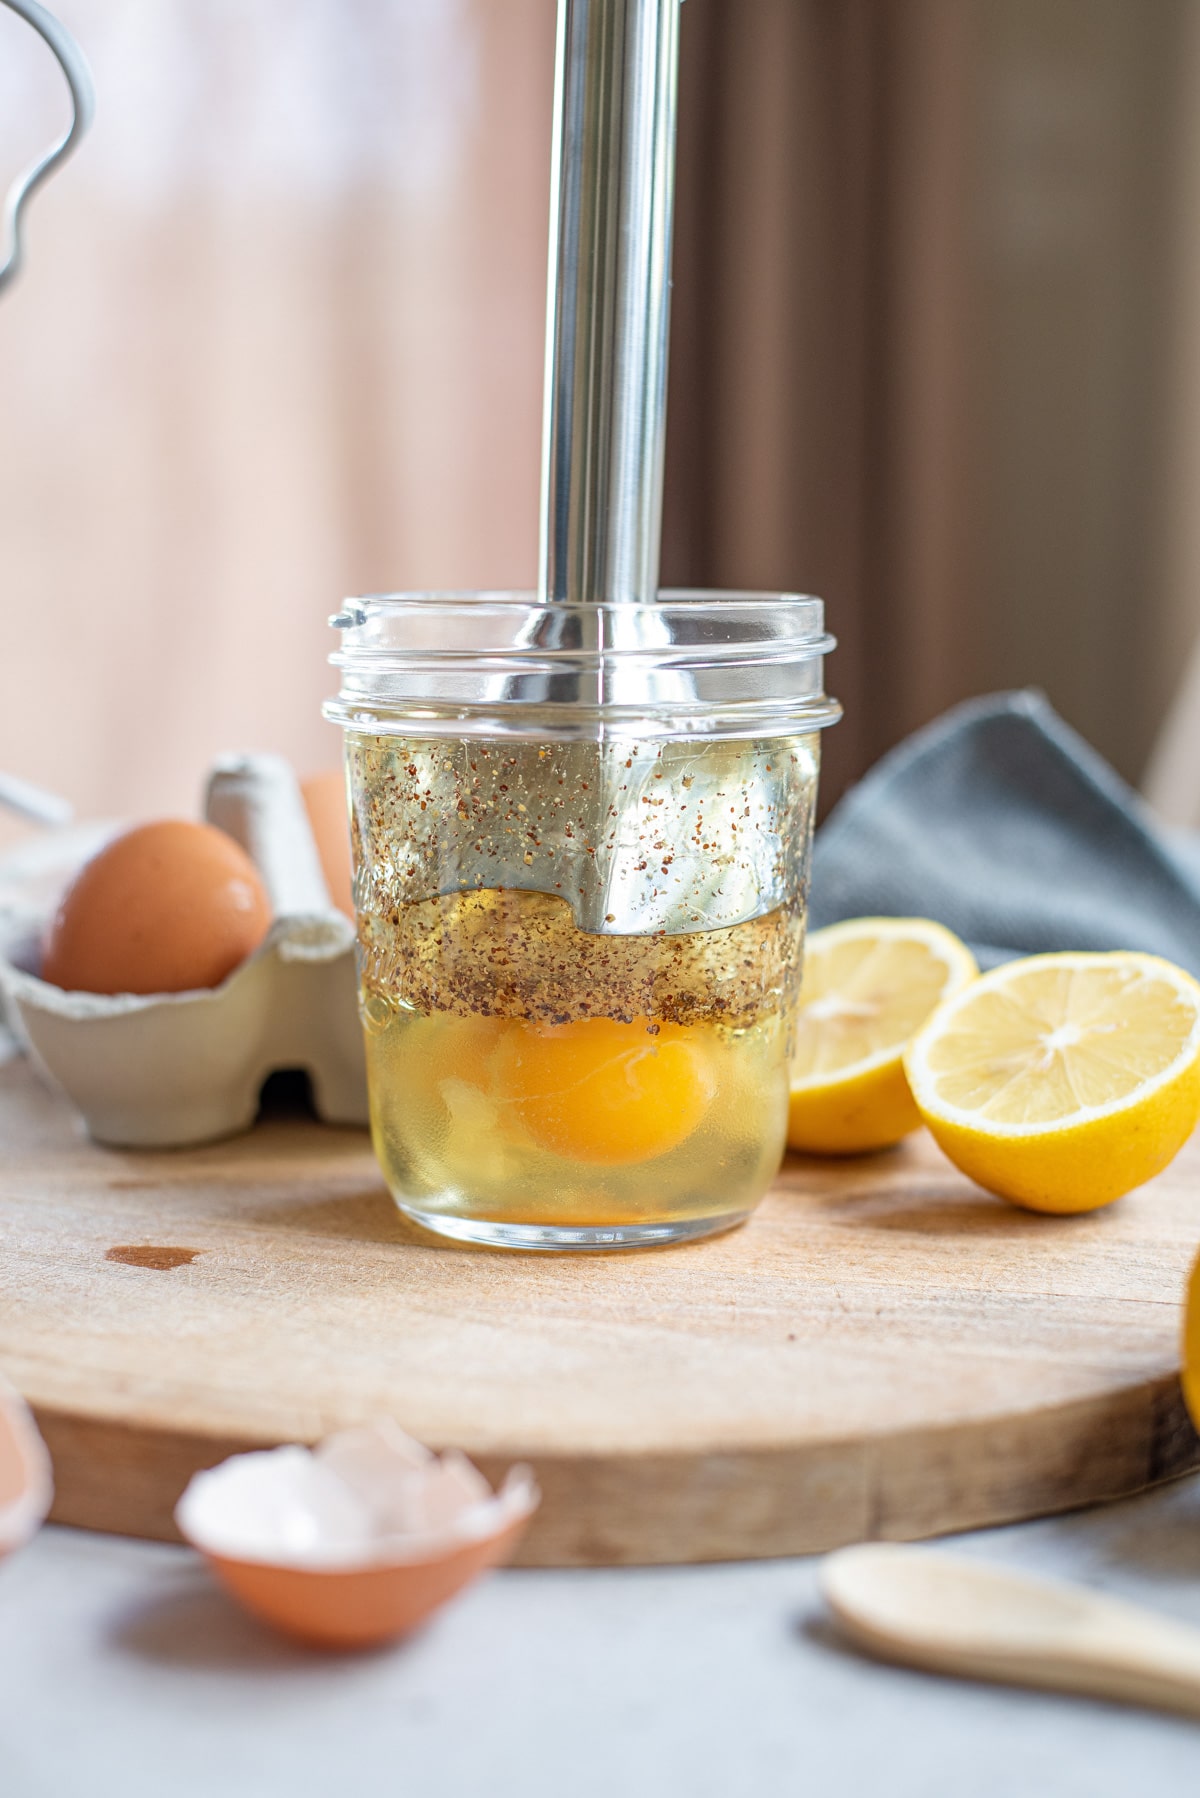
[788,917,978,1154]
[904,951,1200,1213]
[1183,1252,1200,1433]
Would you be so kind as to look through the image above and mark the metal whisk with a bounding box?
[0,0,94,295]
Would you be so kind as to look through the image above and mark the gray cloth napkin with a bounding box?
[809,689,1200,973]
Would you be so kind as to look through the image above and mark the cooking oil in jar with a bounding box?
[358,887,800,1246]
[347,731,818,1247]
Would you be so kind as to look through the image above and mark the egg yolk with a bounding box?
[491,1016,715,1166]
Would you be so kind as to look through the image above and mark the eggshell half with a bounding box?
[0,1379,53,1560]
[205,1513,531,1650]
[176,1423,539,1649]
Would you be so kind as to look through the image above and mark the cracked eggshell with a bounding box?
[176,1422,539,1650]
[0,755,368,1146]
[0,1379,53,1561]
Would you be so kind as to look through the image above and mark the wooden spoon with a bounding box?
[822,1543,1200,1720]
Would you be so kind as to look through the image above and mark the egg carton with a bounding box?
[0,755,367,1148]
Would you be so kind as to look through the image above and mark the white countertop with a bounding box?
[4,1478,1200,1797]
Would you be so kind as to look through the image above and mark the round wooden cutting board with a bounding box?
[1,1057,1198,1565]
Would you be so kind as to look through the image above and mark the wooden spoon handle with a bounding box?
[822,1544,1200,1721]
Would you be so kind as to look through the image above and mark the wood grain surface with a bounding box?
[1,1058,1198,1565]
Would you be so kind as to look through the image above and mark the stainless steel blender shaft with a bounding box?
[539,0,681,608]
[334,0,821,942]
[530,1,794,938]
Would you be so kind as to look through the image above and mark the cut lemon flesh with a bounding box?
[788,918,978,1153]
[905,951,1200,1212]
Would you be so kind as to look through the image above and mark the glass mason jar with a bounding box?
[325,592,839,1251]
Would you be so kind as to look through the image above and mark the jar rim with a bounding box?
[325,588,840,741]
[333,585,826,612]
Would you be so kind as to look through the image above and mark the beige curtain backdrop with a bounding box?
[0,0,554,844]
[0,0,1194,840]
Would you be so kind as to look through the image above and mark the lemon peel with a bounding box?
[905,951,1200,1213]
[788,917,978,1154]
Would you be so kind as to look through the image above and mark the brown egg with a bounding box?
[42,820,272,995]
[301,771,354,920]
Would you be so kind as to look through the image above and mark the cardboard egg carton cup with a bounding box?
[0,755,368,1147]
